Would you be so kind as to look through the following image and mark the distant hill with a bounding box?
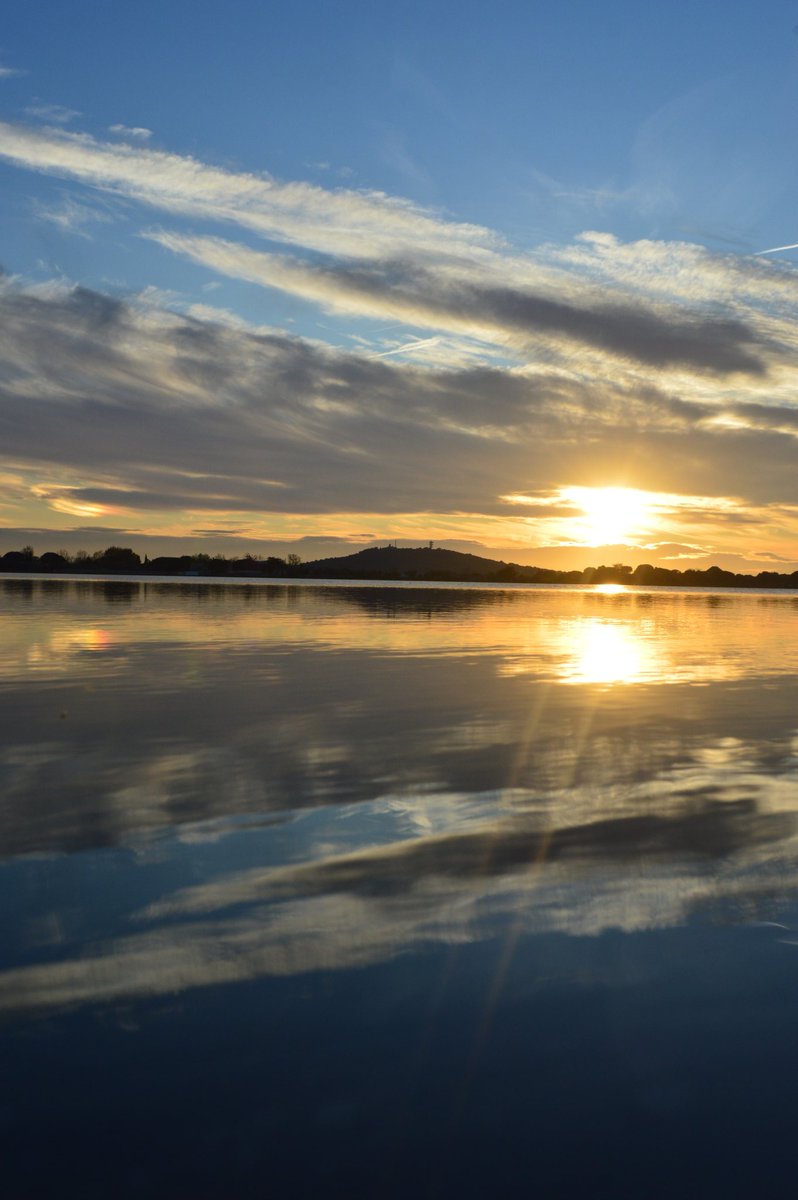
[303,545,540,580]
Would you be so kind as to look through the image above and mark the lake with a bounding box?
[3,577,798,1198]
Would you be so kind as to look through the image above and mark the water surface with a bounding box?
[3,578,798,1198]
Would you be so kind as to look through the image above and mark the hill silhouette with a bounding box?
[304,545,523,579]
[301,545,586,582]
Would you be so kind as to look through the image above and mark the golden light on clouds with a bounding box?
[32,486,110,519]
[49,497,109,518]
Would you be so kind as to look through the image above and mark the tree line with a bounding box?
[3,544,798,589]
[0,545,303,576]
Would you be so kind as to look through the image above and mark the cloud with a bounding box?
[150,233,768,376]
[545,234,798,341]
[32,192,115,237]
[24,103,81,124]
[108,123,153,141]
[0,65,23,79]
[2,117,796,381]
[3,117,798,325]
[1,279,798,540]
[35,479,288,512]
[0,121,502,262]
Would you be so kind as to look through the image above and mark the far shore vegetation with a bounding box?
[3,542,798,589]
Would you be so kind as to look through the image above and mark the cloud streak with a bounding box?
[151,232,769,375]
[0,120,501,262]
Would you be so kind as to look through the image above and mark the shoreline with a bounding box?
[3,571,798,596]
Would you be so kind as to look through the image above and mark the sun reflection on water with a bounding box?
[2,580,795,688]
[563,619,649,684]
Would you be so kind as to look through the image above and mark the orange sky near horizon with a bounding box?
[4,473,798,573]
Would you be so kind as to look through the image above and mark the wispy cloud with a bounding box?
[0,121,502,262]
[108,123,152,141]
[149,231,768,376]
[24,102,80,124]
[3,117,796,371]
[32,191,115,237]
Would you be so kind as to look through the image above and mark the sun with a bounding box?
[565,487,651,546]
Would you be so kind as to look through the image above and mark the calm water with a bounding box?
[3,577,798,1198]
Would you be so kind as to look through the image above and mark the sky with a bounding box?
[3,0,798,569]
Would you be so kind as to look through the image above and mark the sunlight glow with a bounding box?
[565,487,652,546]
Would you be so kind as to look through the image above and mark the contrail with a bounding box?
[369,336,440,359]
[755,242,798,256]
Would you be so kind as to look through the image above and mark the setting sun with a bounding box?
[565,487,652,546]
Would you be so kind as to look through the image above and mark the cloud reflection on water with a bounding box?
[2,757,798,1018]
[2,579,798,1018]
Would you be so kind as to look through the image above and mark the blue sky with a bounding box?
[2,1,798,567]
